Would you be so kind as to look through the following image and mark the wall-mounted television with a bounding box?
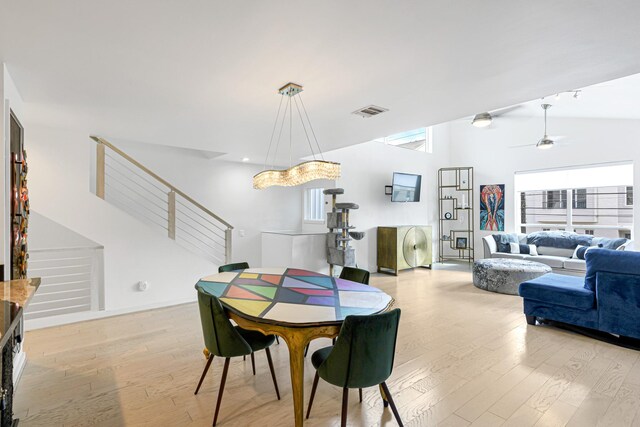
[391,172,422,202]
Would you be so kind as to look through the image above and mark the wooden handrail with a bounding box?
[90,136,233,229]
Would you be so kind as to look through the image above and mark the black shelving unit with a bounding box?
[438,167,474,263]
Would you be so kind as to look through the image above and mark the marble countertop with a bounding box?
[0,278,41,349]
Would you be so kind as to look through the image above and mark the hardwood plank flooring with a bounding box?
[14,266,640,426]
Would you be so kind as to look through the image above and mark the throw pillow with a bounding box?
[528,245,538,256]
[493,234,518,253]
[572,245,594,260]
[509,242,520,254]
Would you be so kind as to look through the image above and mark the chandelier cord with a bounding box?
[263,95,284,171]
[289,94,293,167]
[298,93,325,161]
[293,96,316,160]
[272,96,290,170]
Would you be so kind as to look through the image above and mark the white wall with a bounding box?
[448,117,640,254]
[319,124,451,271]
[117,143,303,267]
[29,210,101,250]
[27,126,219,312]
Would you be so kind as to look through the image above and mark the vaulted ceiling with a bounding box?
[2,1,640,163]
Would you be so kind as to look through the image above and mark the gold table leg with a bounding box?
[228,312,339,427]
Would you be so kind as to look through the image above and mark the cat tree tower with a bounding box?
[324,188,365,276]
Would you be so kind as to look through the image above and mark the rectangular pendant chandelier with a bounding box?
[253,83,341,189]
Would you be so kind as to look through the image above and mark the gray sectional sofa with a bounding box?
[482,231,633,274]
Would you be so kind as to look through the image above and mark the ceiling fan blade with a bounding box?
[490,105,524,117]
[508,143,537,149]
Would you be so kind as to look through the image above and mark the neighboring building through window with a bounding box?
[544,190,567,209]
[304,188,325,222]
[516,163,633,239]
[572,189,587,209]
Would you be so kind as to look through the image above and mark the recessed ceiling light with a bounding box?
[242,157,250,162]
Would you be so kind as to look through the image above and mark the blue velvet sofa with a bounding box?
[519,248,640,340]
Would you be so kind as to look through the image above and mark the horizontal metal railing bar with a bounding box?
[28,264,92,271]
[175,209,226,239]
[29,257,93,265]
[36,289,91,298]
[105,184,169,226]
[29,247,103,253]
[176,236,225,264]
[105,160,169,203]
[175,199,228,232]
[175,218,226,245]
[105,172,169,213]
[105,151,169,195]
[175,236,223,262]
[176,219,224,247]
[40,271,92,280]
[175,223,225,250]
[37,279,93,288]
[520,223,632,230]
[26,303,92,315]
[92,136,233,229]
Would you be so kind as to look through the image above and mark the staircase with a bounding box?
[90,136,233,265]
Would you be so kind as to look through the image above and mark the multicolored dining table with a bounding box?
[196,267,394,427]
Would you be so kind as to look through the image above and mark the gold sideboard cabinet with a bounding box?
[377,226,433,275]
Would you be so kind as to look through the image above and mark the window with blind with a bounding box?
[304,188,325,222]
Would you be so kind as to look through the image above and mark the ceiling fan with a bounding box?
[510,103,567,150]
[471,105,523,127]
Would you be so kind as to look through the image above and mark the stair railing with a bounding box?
[90,136,233,264]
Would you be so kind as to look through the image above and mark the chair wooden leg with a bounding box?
[304,344,309,357]
[306,372,319,420]
[212,358,230,426]
[341,387,349,427]
[265,348,280,400]
[380,382,403,426]
[194,354,214,395]
[359,388,363,402]
[250,352,256,375]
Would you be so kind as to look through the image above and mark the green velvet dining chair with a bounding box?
[339,266,370,285]
[194,288,281,426]
[218,262,280,345]
[304,266,371,357]
[218,261,250,273]
[306,309,403,427]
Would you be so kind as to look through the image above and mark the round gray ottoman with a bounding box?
[473,259,552,295]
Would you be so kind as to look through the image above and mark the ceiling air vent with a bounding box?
[352,105,389,118]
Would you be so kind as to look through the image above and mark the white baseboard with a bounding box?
[24,296,197,331]
[13,349,26,388]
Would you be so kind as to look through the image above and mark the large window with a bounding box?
[304,188,324,222]
[516,164,633,239]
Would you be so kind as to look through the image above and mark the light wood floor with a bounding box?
[15,267,640,426]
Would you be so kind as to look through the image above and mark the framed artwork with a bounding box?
[455,237,468,249]
[480,184,505,231]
